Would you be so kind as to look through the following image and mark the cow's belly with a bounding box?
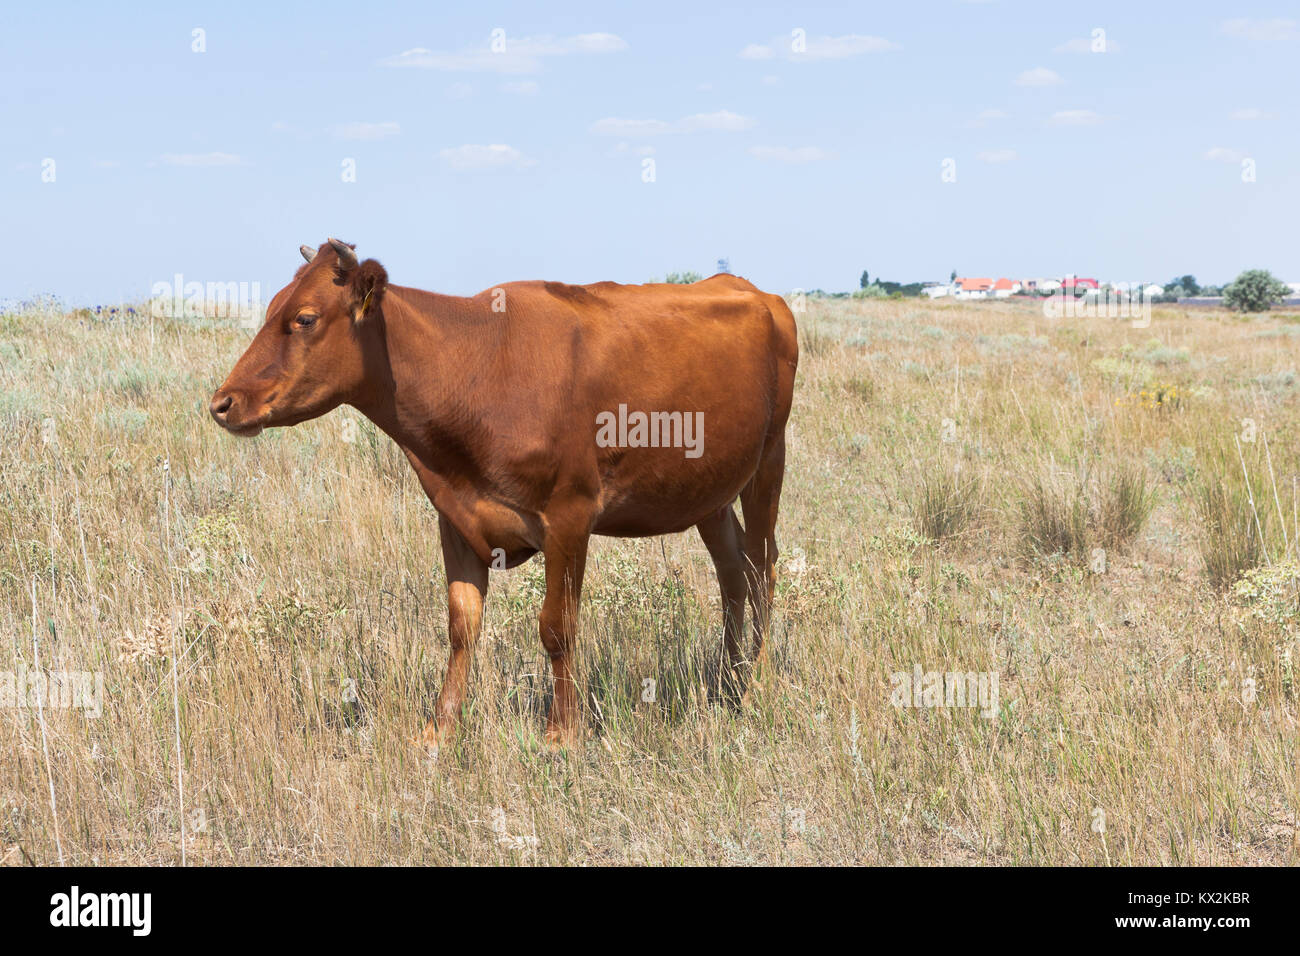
[591,438,765,536]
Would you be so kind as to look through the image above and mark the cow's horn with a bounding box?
[300,244,317,263]
[328,237,358,270]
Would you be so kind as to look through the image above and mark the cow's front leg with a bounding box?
[422,513,489,751]
[538,525,590,748]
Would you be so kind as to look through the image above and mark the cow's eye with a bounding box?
[294,313,318,329]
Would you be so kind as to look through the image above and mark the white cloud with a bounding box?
[1048,109,1102,126]
[1054,38,1091,54]
[159,152,247,166]
[1231,107,1274,121]
[1016,67,1063,87]
[501,80,540,95]
[976,149,1017,163]
[590,110,755,136]
[518,33,627,55]
[382,47,523,73]
[380,33,627,74]
[1221,18,1298,42]
[748,146,833,163]
[332,121,400,141]
[590,117,674,137]
[1204,147,1245,163]
[678,110,755,132]
[437,144,537,171]
[739,33,899,60]
[801,34,899,58]
[608,142,656,157]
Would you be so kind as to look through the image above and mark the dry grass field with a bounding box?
[2,293,1298,865]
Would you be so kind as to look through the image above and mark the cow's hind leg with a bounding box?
[422,513,489,751]
[538,520,590,748]
[740,432,787,681]
[696,504,749,701]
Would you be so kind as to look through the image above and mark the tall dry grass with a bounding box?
[0,295,1297,864]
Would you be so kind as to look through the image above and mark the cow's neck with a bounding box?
[353,283,500,476]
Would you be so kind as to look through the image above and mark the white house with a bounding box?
[954,277,994,299]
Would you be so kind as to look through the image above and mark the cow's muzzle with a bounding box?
[209,390,266,436]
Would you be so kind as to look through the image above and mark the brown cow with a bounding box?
[210,239,798,749]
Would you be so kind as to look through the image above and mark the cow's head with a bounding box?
[209,238,388,436]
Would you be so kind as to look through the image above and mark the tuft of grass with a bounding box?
[1018,462,1153,560]
[1196,474,1269,590]
[842,374,876,404]
[1096,463,1156,551]
[798,315,839,359]
[911,467,981,542]
[1017,468,1091,560]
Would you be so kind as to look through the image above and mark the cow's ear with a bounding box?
[349,259,388,322]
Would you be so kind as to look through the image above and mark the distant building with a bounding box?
[1061,276,1100,290]
[992,278,1021,297]
[954,277,993,298]
[922,283,951,299]
[717,258,731,275]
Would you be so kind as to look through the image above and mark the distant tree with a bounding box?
[1223,269,1292,313]
[1168,274,1201,296]
[950,269,957,283]
[860,270,870,289]
[717,258,731,275]
[664,271,704,284]
[856,279,925,298]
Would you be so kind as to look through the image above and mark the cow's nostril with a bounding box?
[210,394,234,420]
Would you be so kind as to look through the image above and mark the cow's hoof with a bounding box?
[409,734,440,761]
[544,728,583,752]
[412,721,449,760]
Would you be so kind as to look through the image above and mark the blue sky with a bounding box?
[2,1,1297,304]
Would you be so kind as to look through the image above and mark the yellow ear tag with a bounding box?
[358,288,373,319]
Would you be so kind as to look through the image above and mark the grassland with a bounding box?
[1,294,1297,865]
